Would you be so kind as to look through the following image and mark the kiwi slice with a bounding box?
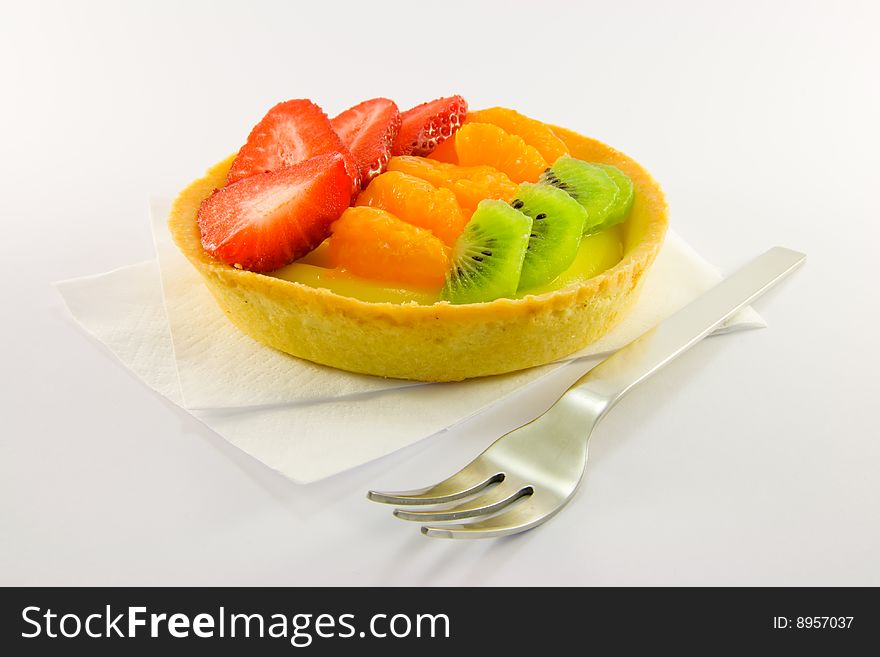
[512,183,587,291]
[593,164,634,233]
[541,156,619,234]
[442,199,532,304]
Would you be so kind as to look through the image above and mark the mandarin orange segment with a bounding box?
[329,206,450,290]
[454,123,548,183]
[426,136,458,164]
[466,107,569,163]
[387,156,517,210]
[355,171,467,246]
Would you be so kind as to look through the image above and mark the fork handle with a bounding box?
[568,247,806,414]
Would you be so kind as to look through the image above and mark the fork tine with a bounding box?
[393,483,532,522]
[367,463,503,506]
[420,496,560,539]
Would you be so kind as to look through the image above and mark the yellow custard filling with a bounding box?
[271,224,624,305]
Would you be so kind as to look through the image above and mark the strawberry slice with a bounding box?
[226,99,360,188]
[331,98,401,187]
[392,95,468,157]
[198,153,353,272]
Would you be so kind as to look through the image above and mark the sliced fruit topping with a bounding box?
[594,163,635,232]
[441,200,532,304]
[392,95,468,157]
[466,107,569,163]
[426,136,458,164]
[541,156,620,234]
[355,171,467,246]
[512,183,588,290]
[329,206,450,289]
[331,98,401,187]
[454,123,548,183]
[387,156,517,211]
[227,99,360,188]
[198,152,353,272]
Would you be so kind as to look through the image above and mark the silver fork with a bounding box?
[368,247,806,539]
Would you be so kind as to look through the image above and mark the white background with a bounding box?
[1,0,878,585]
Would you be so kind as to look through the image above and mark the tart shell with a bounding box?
[168,122,668,381]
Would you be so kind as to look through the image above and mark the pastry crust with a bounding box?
[168,122,668,381]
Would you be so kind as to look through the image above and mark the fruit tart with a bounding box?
[168,96,668,381]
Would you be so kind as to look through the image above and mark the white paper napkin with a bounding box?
[54,204,764,483]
